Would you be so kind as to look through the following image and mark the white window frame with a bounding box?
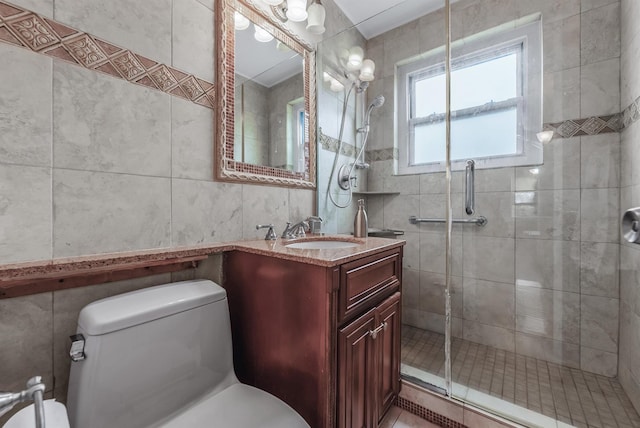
[396,18,542,175]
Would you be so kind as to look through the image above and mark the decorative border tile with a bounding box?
[319,128,358,157]
[621,95,640,129]
[543,114,622,139]
[396,396,469,428]
[366,148,397,162]
[0,1,215,109]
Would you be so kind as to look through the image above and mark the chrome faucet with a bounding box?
[282,220,309,239]
[0,376,46,427]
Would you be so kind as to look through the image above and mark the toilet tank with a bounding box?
[67,280,238,428]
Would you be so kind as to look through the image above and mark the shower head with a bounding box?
[362,95,385,128]
[356,81,369,93]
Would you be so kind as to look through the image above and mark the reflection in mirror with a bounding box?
[233,17,305,172]
[215,0,316,188]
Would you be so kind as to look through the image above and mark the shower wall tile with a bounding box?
[465,191,515,238]
[515,137,581,191]
[515,332,580,369]
[288,188,316,223]
[53,61,172,177]
[580,347,617,377]
[543,67,581,123]
[0,43,52,167]
[419,193,465,235]
[580,2,621,65]
[581,133,620,189]
[417,9,445,53]
[384,174,420,195]
[383,194,421,232]
[419,232,463,277]
[241,185,290,238]
[0,164,52,264]
[171,0,215,82]
[463,278,514,330]
[366,196,384,230]
[620,119,640,188]
[515,286,580,344]
[54,0,172,65]
[581,295,619,352]
[582,0,619,13]
[580,187,619,243]
[580,242,619,298]
[419,171,464,194]
[454,0,518,39]
[474,167,515,192]
[515,239,581,293]
[463,321,515,352]
[543,15,581,73]
[419,272,463,318]
[381,27,420,79]
[8,0,52,17]
[462,235,515,284]
[402,232,420,270]
[171,97,214,181]
[621,24,640,109]
[172,179,243,246]
[403,268,420,310]
[517,0,580,24]
[0,293,53,392]
[580,58,621,117]
[515,189,581,241]
[52,169,171,257]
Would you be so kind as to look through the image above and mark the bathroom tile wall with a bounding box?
[0,0,317,413]
[619,0,640,413]
[364,0,622,377]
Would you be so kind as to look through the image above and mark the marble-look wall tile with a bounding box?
[515,286,580,344]
[580,2,621,65]
[52,273,173,399]
[463,278,514,329]
[515,239,580,293]
[582,0,619,13]
[403,268,420,310]
[474,167,515,193]
[581,295,619,352]
[543,15,581,73]
[384,194,420,232]
[0,44,52,168]
[402,232,419,270]
[381,25,420,79]
[0,164,52,264]
[241,185,289,239]
[462,235,515,284]
[288,189,316,224]
[463,321,515,352]
[580,347,618,377]
[620,120,640,188]
[9,0,53,17]
[172,179,243,245]
[419,272,463,318]
[419,232,463,277]
[543,67,581,123]
[515,138,581,191]
[581,133,620,189]
[171,97,214,181]
[581,187,619,243]
[53,62,172,177]
[580,242,619,298]
[453,0,518,40]
[418,193,465,235]
[53,169,171,257]
[465,192,514,238]
[515,189,581,241]
[515,332,580,368]
[384,174,420,195]
[54,0,172,64]
[0,293,53,392]
[580,58,620,117]
[172,0,215,82]
[518,0,581,24]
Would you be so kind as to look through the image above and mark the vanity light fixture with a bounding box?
[234,11,250,30]
[536,130,554,144]
[269,0,326,35]
[254,24,274,42]
[359,59,375,81]
[347,46,364,71]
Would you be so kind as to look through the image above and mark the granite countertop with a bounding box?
[0,235,406,282]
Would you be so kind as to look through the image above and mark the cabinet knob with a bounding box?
[369,322,387,339]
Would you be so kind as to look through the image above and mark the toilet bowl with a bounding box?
[66,279,309,428]
[4,400,69,428]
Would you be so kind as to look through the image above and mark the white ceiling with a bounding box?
[333,0,445,39]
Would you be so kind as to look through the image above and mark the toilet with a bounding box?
[66,280,309,428]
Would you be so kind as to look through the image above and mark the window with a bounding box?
[396,19,542,174]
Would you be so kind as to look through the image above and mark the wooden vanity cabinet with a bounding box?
[223,245,402,428]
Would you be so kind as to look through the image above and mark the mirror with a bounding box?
[215,0,316,188]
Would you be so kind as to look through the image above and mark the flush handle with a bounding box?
[69,334,86,362]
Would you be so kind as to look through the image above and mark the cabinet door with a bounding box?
[374,292,401,424]
[338,308,377,428]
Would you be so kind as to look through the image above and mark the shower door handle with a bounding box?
[465,159,475,216]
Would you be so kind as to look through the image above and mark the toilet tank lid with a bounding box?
[77,280,227,335]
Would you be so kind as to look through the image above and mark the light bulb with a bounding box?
[254,24,274,42]
[306,1,326,35]
[234,12,250,31]
[286,0,308,22]
[347,46,364,71]
[359,59,375,81]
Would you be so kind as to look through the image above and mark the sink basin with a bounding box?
[285,240,360,250]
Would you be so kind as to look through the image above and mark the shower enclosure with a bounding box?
[317,0,640,427]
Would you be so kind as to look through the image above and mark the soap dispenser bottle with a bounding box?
[354,199,368,238]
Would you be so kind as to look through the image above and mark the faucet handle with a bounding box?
[256,224,277,240]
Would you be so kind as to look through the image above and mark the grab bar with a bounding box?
[409,215,488,226]
[465,159,475,215]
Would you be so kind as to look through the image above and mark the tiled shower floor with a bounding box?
[402,325,640,428]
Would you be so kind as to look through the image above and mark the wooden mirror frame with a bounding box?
[215,0,316,188]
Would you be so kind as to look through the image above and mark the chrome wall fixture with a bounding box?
[622,207,640,244]
[465,159,475,215]
[268,0,326,35]
[409,215,488,226]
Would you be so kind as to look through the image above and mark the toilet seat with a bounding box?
[157,383,308,428]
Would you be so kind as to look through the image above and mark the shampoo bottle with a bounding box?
[354,199,368,238]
